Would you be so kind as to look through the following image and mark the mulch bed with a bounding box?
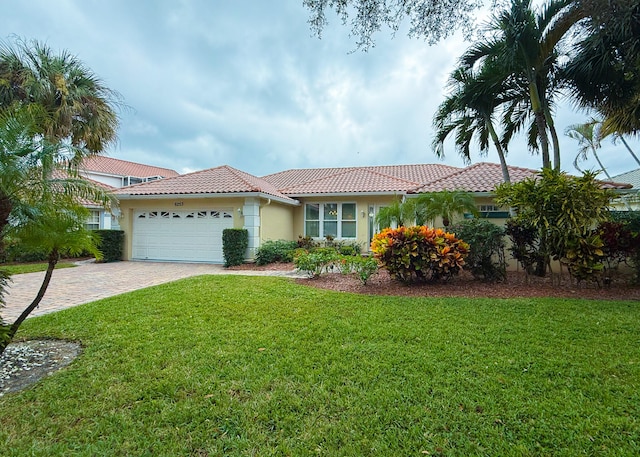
[230,262,640,300]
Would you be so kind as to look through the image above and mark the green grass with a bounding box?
[1,261,76,275]
[1,275,638,456]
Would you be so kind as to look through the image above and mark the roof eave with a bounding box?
[283,191,411,198]
[115,191,299,206]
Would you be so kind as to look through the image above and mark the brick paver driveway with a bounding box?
[3,261,298,323]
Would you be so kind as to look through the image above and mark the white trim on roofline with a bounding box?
[115,192,300,206]
[285,191,411,198]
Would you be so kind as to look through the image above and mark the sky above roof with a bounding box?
[4,1,639,177]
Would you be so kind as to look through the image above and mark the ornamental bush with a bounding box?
[255,240,298,265]
[370,225,469,283]
[450,219,506,282]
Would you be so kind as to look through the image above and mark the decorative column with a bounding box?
[242,197,261,260]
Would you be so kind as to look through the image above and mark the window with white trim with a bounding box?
[305,203,357,239]
[85,210,100,230]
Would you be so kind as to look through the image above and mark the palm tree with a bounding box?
[565,120,613,180]
[433,63,512,183]
[0,200,101,356]
[375,197,418,229]
[0,106,113,248]
[561,1,640,137]
[415,190,478,228]
[0,38,121,153]
[462,0,587,170]
[0,106,114,350]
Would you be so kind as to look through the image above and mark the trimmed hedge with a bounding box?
[223,228,248,267]
[95,230,124,262]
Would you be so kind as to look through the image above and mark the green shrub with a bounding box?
[222,229,248,267]
[504,219,545,276]
[348,255,379,285]
[561,232,605,284]
[95,230,124,262]
[371,226,469,283]
[450,219,506,282]
[255,240,298,265]
[294,248,340,278]
[599,218,640,284]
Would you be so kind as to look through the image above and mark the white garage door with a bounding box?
[132,209,234,262]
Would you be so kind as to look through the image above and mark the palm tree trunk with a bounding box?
[618,135,640,167]
[547,117,561,171]
[0,249,58,356]
[487,119,511,183]
[593,151,613,181]
[530,83,551,169]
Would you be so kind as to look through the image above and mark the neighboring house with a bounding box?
[611,169,640,210]
[112,161,631,264]
[79,157,180,230]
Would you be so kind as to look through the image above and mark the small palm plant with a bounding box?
[416,190,478,227]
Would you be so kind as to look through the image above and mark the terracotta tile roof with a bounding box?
[414,162,632,193]
[113,165,296,202]
[263,164,460,195]
[414,162,539,193]
[81,156,179,178]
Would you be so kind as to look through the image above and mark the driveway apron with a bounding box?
[2,261,299,323]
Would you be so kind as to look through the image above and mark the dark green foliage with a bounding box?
[603,213,640,283]
[450,219,507,281]
[222,229,248,267]
[504,219,546,276]
[610,211,640,233]
[255,240,298,265]
[2,239,48,263]
[94,230,124,262]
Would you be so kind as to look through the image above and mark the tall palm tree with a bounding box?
[0,38,121,153]
[416,190,478,227]
[433,63,512,183]
[0,39,119,252]
[462,0,587,170]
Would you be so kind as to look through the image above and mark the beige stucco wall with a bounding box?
[117,197,246,260]
[260,202,294,241]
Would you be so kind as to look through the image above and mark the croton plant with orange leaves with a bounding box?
[370,225,470,283]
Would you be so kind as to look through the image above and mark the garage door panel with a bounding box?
[132,209,233,262]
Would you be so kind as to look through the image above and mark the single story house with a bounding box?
[112,161,599,264]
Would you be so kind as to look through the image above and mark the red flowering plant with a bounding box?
[370,226,469,283]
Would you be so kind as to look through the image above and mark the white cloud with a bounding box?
[3,1,639,178]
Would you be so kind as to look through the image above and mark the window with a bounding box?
[474,204,510,219]
[478,204,501,212]
[85,210,100,230]
[305,203,357,239]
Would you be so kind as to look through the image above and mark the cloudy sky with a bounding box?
[3,0,638,178]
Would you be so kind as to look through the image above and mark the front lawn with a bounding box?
[0,275,638,456]
[1,261,76,275]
